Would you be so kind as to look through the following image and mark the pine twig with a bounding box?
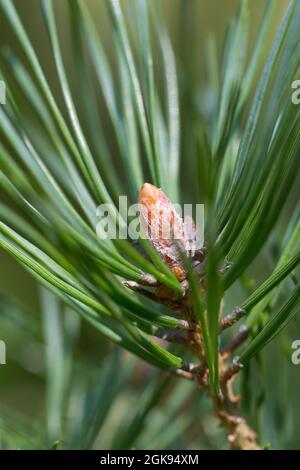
[220,307,246,330]
[222,325,249,358]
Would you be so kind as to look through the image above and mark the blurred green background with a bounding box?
[1,0,300,450]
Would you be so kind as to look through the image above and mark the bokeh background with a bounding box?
[1,0,300,450]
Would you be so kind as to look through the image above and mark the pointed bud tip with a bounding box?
[139,183,166,207]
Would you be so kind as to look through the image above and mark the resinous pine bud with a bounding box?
[139,183,186,281]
